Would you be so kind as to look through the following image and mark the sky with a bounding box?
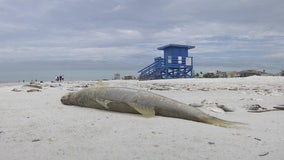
[0,0,284,77]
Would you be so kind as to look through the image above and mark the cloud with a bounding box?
[263,52,284,59]
[0,0,283,74]
[110,4,123,12]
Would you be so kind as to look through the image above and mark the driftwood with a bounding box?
[274,106,284,110]
[247,104,284,113]
[23,84,43,89]
[248,106,284,113]
[248,108,280,113]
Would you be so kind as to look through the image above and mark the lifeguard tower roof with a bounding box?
[157,44,195,50]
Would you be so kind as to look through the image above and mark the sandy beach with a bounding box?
[0,76,283,160]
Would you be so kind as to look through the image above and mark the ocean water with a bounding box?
[1,60,281,82]
[0,69,138,82]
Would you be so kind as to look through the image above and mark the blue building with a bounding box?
[138,44,195,80]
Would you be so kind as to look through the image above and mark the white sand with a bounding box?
[0,76,283,160]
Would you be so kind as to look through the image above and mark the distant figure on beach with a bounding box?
[55,75,64,82]
[55,76,59,82]
[60,75,64,82]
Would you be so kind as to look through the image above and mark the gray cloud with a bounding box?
[0,0,283,74]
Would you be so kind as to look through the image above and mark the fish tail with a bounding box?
[205,117,247,129]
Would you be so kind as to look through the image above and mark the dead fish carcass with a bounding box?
[61,87,245,128]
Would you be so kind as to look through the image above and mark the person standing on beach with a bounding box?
[55,75,59,82]
[59,75,64,82]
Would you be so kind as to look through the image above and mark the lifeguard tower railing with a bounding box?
[138,56,193,80]
[138,57,164,80]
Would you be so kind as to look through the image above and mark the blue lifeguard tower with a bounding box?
[138,44,195,80]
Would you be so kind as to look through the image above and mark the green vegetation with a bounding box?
[194,71,217,78]
[203,72,217,78]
